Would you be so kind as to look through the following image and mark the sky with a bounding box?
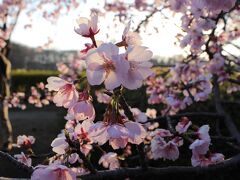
[10,1,185,58]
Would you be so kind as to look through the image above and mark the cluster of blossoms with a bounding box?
[8,92,26,110]
[7,82,53,110]
[168,0,239,88]
[28,82,52,108]
[13,135,36,167]
[23,12,153,179]
[11,1,239,178]
[148,117,224,166]
[146,61,212,115]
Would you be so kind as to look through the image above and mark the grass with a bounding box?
[12,69,59,76]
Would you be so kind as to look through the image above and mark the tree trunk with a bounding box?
[0,52,13,151]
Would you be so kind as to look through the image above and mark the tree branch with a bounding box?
[0,151,33,175]
[80,153,240,180]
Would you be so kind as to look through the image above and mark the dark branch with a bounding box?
[80,154,240,180]
[0,151,33,175]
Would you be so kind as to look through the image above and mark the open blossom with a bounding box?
[191,153,224,167]
[197,125,210,142]
[99,152,120,170]
[152,129,173,138]
[145,108,157,119]
[68,101,95,121]
[151,135,179,161]
[122,21,142,47]
[90,122,129,149]
[95,91,111,104]
[89,113,146,149]
[175,117,192,134]
[125,121,147,144]
[74,12,99,37]
[46,77,78,108]
[86,43,129,90]
[189,139,210,155]
[51,135,69,155]
[17,135,35,147]
[189,125,211,155]
[14,152,32,167]
[74,120,93,155]
[31,164,76,180]
[131,108,147,123]
[121,46,153,90]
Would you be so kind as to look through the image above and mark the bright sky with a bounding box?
[10,1,184,58]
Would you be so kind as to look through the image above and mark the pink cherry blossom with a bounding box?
[46,77,79,108]
[99,152,120,170]
[191,153,211,167]
[74,120,93,155]
[145,108,157,119]
[51,135,69,155]
[14,152,32,167]
[90,117,146,149]
[95,90,111,104]
[151,135,179,161]
[31,164,76,180]
[122,21,142,47]
[131,108,148,123]
[189,139,210,155]
[17,135,35,148]
[209,153,224,164]
[67,153,81,164]
[90,122,129,149]
[86,43,129,90]
[175,117,192,134]
[152,129,173,138]
[124,121,147,144]
[197,125,210,142]
[68,101,95,121]
[121,46,153,90]
[74,12,99,38]
[191,153,224,167]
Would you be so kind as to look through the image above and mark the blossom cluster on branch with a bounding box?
[1,0,240,179]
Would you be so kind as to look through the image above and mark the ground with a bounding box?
[0,105,66,178]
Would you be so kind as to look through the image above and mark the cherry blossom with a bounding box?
[46,77,79,108]
[74,12,99,38]
[68,101,95,121]
[90,122,129,149]
[189,125,211,155]
[31,164,76,180]
[86,43,129,90]
[151,135,179,161]
[51,135,69,155]
[122,21,142,47]
[14,152,32,167]
[191,153,224,167]
[95,90,111,104]
[17,135,35,148]
[74,120,93,155]
[175,117,192,134]
[89,112,146,149]
[145,108,157,119]
[121,46,153,90]
[99,152,120,170]
[130,108,148,123]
